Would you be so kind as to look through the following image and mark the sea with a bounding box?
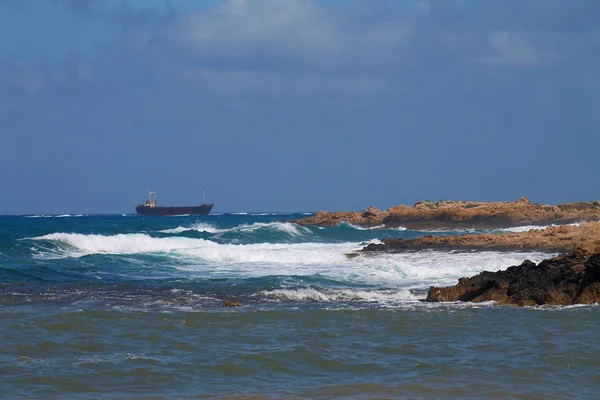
[1,213,599,399]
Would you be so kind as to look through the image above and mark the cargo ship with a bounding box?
[135,191,214,216]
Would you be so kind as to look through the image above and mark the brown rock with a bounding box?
[361,222,600,254]
[362,206,383,219]
[222,300,243,307]
[292,198,600,230]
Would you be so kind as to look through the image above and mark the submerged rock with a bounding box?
[222,300,243,307]
[425,248,600,306]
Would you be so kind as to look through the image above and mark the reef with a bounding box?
[294,197,600,230]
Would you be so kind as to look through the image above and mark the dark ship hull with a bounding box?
[135,204,214,216]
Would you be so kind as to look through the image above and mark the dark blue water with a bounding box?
[1,214,598,399]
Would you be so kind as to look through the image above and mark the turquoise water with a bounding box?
[1,214,598,399]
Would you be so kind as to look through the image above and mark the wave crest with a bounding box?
[27,232,554,288]
[160,223,223,234]
[160,222,312,237]
[499,222,581,233]
[341,222,407,231]
[260,287,419,302]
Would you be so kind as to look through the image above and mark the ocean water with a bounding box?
[1,213,599,399]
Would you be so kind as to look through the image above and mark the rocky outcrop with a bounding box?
[293,198,600,229]
[305,206,386,227]
[361,222,600,254]
[358,221,600,306]
[425,248,600,306]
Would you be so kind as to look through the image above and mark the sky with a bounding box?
[1,0,599,214]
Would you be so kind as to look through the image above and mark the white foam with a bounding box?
[261,287,419,302]
[26,214,84,218]
[230,212,248,215]
[348,250,554,288]
[159,221,311,237]
[160,222,223,234]
[31,233,208,257]
[233,222,311,236]
[500,225,549,233]
[342,222,407,231]
[500,222,581,233]
[29,232,554,289]
[342,222,374,230]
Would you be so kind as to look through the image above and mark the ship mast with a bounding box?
[147,190,157,207]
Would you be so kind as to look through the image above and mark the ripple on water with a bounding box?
[0,306,599,398]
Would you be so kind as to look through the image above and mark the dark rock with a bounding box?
[362,242,387,252]
[426,248,600,306]
[574,254,600,304]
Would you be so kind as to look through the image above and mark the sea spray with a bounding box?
[28,232,552,289]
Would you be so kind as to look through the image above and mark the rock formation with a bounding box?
[357,220,600,306]
[361,222,600,254]
[425,248,600,306]
[294,198,600,230]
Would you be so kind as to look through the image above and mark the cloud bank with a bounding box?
[1,0,599,213]
[1,0,597,106]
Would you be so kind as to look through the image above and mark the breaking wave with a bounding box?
[341,222,407,231]
[500,222,581,233]
[25,214,85,218]
[160,223,223,234]
[260,287,420,302]
[159,221,312,237]
[27,232,554,287]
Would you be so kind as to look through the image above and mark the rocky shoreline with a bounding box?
[359,221,600,306]
[361,222,600,254]
[425,248,600,306]
[293,197,600,230]
[294,197,600,306]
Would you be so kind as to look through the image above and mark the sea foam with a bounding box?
[500,222,581,233]
[159,221,311,237]
[160,223,223,234]
[29,232,554,288]
[260,287,420,302]
[340,222,406,231]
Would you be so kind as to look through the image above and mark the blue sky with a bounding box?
[1,0,599,214]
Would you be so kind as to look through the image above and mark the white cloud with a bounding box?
[1,0,600,113]
[155,0,412,71]
[479,31,549,67]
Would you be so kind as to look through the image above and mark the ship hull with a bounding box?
[135,204,214,216]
